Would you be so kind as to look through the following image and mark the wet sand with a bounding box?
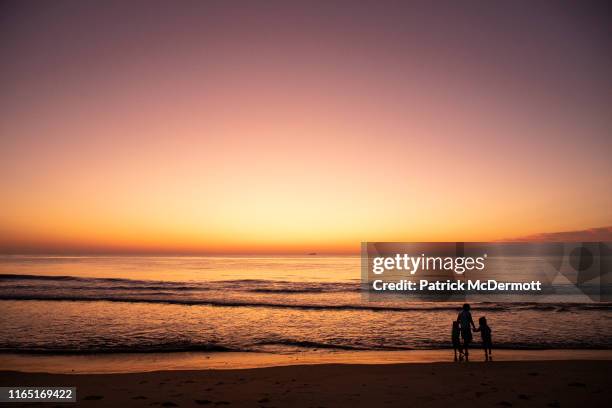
[2,349,611,374]
[1,359,611,407]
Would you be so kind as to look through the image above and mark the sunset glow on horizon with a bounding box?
[1,1,611,254]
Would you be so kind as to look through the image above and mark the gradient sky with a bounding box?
[1,1,611,254]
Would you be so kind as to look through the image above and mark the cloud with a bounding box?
[504,226,612,242]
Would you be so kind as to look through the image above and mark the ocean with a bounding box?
[0,256,611,354]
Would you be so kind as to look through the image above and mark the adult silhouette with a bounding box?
[456,303,476,360]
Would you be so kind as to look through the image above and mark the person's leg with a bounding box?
[454,347,457,361]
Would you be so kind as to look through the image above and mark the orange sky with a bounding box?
[1,1,611,254]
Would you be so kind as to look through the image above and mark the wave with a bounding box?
[2,274,612,313]
[249,287,351,293]
[0,274,358,294]
[0,343,238,355]
[0,293,434,311]
[0,284,209,292]
[1,293,610,313]
[1,340,610,355]
[253,339,412,351]
[0,274,88,281]
[0,274,154,285]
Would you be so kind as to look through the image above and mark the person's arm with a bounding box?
[470,314,476,330]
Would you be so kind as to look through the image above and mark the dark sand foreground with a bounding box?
[1,360,610,407]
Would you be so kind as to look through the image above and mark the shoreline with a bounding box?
[1,349,611,374]
[1,360,610,407]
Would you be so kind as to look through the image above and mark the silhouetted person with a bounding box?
[457,303,476,360]
[475,316,493,361]
[451,321,463,361]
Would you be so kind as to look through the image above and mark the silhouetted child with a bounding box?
[475,316,492,361]
[451,321,463,361]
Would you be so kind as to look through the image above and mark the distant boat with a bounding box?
[307,252,317,256]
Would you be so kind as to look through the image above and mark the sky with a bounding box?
[1,1,611,254]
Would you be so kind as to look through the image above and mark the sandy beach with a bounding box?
[1,358,611,407]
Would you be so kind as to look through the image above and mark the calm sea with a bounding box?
[0,256,610,354]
